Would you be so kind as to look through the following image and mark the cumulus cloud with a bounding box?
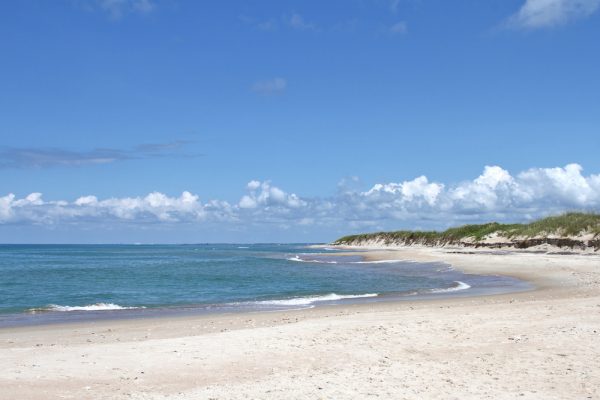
[364,176,443,207]
[2,164,599,231]
[516,163,600,206]
[0,191,206,225]
[507,0,600,29]
[237,181,305,211]
[251,78,287,95]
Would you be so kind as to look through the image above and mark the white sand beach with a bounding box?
[1,248,599,399]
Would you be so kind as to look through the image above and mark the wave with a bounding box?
[287,255,339,264]
[255,293,378,306]
[428,281,471,293]
[28,303,146,313]
[287,255,406,264]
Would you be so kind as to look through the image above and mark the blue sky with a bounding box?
[1,0,599,243]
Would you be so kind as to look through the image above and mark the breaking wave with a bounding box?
[428,281,471,293]
[287,255,405,264]
[28,303,145,313]
[254,293,378,306]
[287,255,339,264]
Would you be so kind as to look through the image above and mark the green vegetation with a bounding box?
[506,212,600,237]
[334,212,600,245]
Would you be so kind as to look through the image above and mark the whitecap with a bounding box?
[287,255,338,264]
[29,303,145,313]
[255,293,378,306]
[287,255,411,265]
[428,281,471,294]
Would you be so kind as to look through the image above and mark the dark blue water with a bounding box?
[0,244,529,326]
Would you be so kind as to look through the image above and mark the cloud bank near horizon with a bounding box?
[1,164,599,232]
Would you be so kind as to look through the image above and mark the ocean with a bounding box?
[0,244,529,326]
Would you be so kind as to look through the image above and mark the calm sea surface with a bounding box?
[0,244,529,326]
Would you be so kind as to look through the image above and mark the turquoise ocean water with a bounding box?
[0,244,528,326]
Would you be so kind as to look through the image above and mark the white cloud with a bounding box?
[0,191,206,224]
[389,21,408,34]
[238,15,279,31]
[239,181,306,210]
[449,166,519,211]
[507,0,600,29]
[239,195,257,209]
[0,194,16,221]
[251,78,287,95]
[517,163,600,205]
[75,195,98,206]
[364,176,443,207]
[2,165,599,232]
[287,13,318,31]
[94,0,156,20]
[247,180,261,190]
[242,13,319,33]
[132,0,155,14]
[257,19,277,31]
[390,0,401,14]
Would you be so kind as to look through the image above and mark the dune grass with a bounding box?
[505,213,600,237]
[334,212,600,245]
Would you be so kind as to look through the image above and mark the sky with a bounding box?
[1,0,599,243]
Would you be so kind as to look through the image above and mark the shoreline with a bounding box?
[1,248,599,399]
[329,245,592,289]
[0,248,530,329]
[0,245,535,332]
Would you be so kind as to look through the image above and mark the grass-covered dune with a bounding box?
[333,213,600,251]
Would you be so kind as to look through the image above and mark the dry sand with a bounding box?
[1,247,599,399]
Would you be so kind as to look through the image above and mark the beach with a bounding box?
[4,1,599,399]
[1,248,599,399]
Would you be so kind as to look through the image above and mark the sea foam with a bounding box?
[287,255,405,264]
[428,281,471,293]
[287,255,339,264]
[29,303,145,312]
[255,293,378,306]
